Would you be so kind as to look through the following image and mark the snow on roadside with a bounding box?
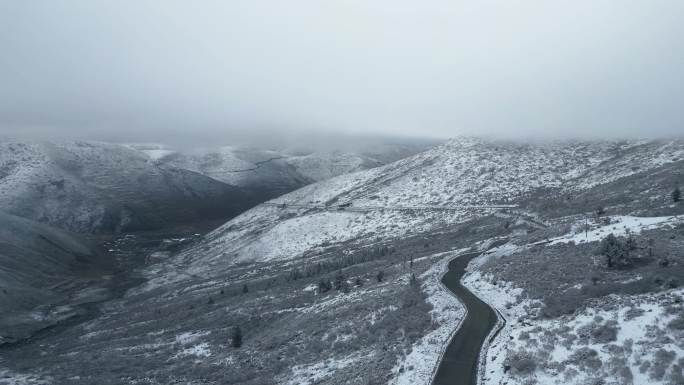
[549,215,683,246]
[461,244,541,385]
[463,270,537,385]
[464,246,684,385]
[494,288,684,385]
[391,250,468,385]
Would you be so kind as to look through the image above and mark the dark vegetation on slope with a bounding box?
[0,211,106,343]
[481,162,684,319]
[522,160,684,219]
[483,224,684,318]
[0,216,510,384]
[0,141,264,234]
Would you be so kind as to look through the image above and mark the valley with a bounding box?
[4,3,683,384]
[1,137,684,385]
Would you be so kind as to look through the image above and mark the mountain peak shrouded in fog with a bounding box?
[2,1,684,142]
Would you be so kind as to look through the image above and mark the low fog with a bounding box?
[1,0,683,144]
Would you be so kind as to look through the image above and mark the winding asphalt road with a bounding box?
[433,252,500,385]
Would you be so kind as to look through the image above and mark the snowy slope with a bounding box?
[5,136,684,385]
[133,136,684,383]
[161,138,684,276]
[131,140,435,200]
[0,211,99,343]
[0,140,256,233]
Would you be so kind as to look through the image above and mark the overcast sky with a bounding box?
[1,1,683,144]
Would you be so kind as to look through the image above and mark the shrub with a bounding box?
[595,206,606,217]
[590,321,618,343]
[289,268,303,281]
[673,187,681,203]
[376,270,385,283]
[567,347,602,370]
[617,365,634,384]
[318,279,332,293]
[231,326,242,348]
[668,361,684,385]
[667,313,684,330]
[650,349,675,380]
[506,350,537,376]
[624,307,644,320]
[334,271,346,291]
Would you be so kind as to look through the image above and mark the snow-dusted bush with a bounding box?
[566,347,602,371]
[667,313,684,330]
[505,349,537,376]
[650,349,676,380]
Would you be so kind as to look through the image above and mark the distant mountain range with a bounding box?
[0,138,435,234]
[127,139,438,199]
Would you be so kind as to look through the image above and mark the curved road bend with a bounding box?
[433,252,499,385]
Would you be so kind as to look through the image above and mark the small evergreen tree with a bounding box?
[673,187,681,203]
[647,238,655,258]
[231,326,242,348]
[207,296,214,305]
[595,206,606,217]
[318,278,332,293]
[376,270,385,282]
[597,233,631,268]
[334,271,346,291]
[242,284,249,294]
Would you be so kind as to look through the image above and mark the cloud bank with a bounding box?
[1,0,683,142]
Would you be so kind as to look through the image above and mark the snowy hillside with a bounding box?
[133,136,684,383]
[146,145,310,198]
[129,140,435,200]
[0,212,100,344]
[0,140,256,233]
[167,138,684,272]
[4,137,684,385]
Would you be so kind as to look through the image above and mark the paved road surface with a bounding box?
[433,253,499,385]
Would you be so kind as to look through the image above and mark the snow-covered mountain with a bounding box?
[3,137,684,385]
[0,140,258,233]
[0,138,431,234]
[172,138,683,270]
[128,140,436,199]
